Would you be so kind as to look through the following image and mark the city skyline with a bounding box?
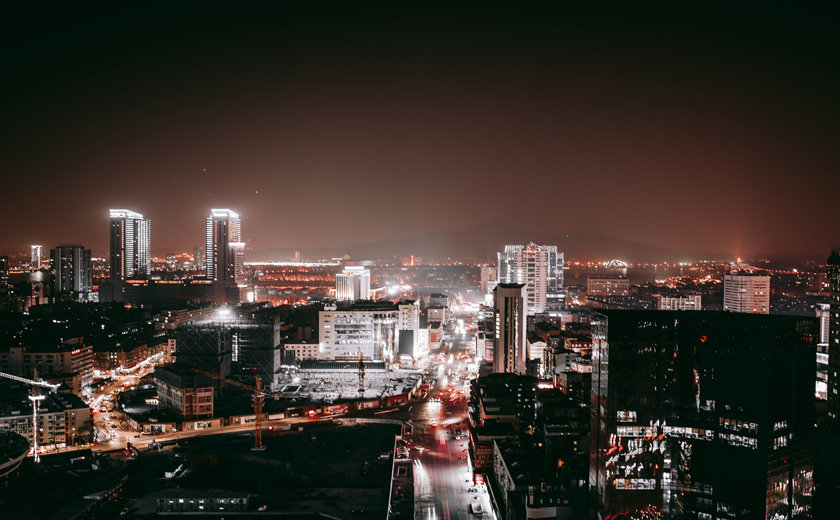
[1,4,839,256]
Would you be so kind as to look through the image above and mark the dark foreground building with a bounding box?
[590,310,816,520]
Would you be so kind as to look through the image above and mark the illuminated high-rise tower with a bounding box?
[51,245,92,300]
[30,245,42,269]
[109,209,150,300]
[205,209,243,285]
[497,242,564,314]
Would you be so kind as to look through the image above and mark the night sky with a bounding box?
[2,3,838,256]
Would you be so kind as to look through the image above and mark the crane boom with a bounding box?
[0,371,60,391]
[189,368,265,451]
[0,370,60,463]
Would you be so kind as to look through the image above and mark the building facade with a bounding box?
[497,243,564,315]
[590,310,816,519]
[586,276,630,297]
[205,209,244,285]
[723,271,770,314]
[109,209,151,300]
[335,266,371,301]
[827,250,840,423]
[0,392,92,448]
[30,245,42,269]
[493,284,527,375]
[51,245,92,300]
[655,294,702,311]
[318,301,407,361]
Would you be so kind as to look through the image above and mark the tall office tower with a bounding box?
[590,310,816,519]
[109,209,151,299]
[193,246,205,270]
[0,255,8,289]
[335,266,371,301]
[723,270,770,314]
[497,242,563,314]
[30,245,43,269]
[205,209,243,285]
[493,283,527,374]
[480,266,497,304]
[827,249,840,422]
[50,245,92,300]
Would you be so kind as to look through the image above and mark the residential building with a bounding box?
[154,364,214,419]
[0,391,92,448]
[723,270,770,314]
[205,208,243,285]
[109,209,151,301]
[497,243,564,314]
[30,245,42,269]
[50,245,93,300]
[0,340,94,394]
[493,283,527,374]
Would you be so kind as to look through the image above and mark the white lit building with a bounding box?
[497,243,564,315]
[319,302,399,361]
[655,294,702,311]
[30,245,42,269]
[109,209,151,300]
[205,209,244,284]
[335,266,371,301]
[723,271,770,314]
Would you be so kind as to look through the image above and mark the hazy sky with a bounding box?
[1,3,838,256]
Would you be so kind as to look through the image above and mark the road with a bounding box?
[407,310,495,520]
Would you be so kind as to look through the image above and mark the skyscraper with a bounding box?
[723,270,770,314]
[109,209,151,300]
[30,245,42,269]
[205,209,244,289]
[590,310,815,519]
[493,283,527,374]
[335,266,371,301]
[193,246,205,271]
[827,249,840,423]
[50,245,92,300]
[497,242,563,314]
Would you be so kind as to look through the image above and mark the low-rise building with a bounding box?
[0,339,93,394]
[586,276,630,297]
[156,489,250,513]
[0,391,92,448]
[654,294,702,311]
[154,364,214,419]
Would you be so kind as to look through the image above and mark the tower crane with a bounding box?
[189,368,265,451]
[0,370,60,463]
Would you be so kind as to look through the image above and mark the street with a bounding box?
[407,309,494,520]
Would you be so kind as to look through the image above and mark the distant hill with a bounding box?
[251,221,708,263]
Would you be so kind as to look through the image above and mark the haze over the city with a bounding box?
[2,3,838,256]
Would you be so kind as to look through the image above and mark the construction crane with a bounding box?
[0,370,60,463]
[189,368,265,451]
